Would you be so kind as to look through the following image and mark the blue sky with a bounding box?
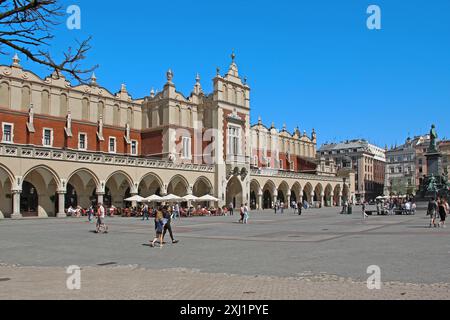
[2,0,450,148]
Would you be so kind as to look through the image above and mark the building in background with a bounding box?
[318,140,386,202]
[0,54,354,218]
[438,140,450,177]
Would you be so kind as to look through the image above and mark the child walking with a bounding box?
[150,210,165,248]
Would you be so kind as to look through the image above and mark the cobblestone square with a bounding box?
[1,207,449,300]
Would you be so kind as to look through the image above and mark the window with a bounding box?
[390,167,395,174]
[181,137,191,159]
[78,133,87,150]
[228,125,241,156]
[131,140,138,156]
[279,159,283,169]
[109,137,116,153]
[2,123,13,143]
[42,128,53,147]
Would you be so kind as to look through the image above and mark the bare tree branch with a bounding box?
[0,0,97,84]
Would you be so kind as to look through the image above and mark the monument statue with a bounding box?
[429,124,438,152]
[427,174,438,193]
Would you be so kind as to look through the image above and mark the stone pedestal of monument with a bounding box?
[426,151,442,177]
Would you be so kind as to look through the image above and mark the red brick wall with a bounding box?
[141,129,163,157]
[0,108,141,155]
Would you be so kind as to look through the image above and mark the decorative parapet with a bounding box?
[251,168,343,183]
[0,144,215,174]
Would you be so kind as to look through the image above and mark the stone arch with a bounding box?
[138,172,164,197]
[0,164,14,218]
[303,182,313,204]
[104,171,135,208]
[226,176,243,209]
[324,184,333,207]
[192,176,213,197]
[333,184,342,207]
[67,169,101,209]
[314,183,323,206]
[21,165,61,217]
[249,179,261,210]
[262,180,276,209]
[167,174,189,197]
[278,181,290,204]
[290,182,302,205]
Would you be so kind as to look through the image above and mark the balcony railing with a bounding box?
[0,144,215,173]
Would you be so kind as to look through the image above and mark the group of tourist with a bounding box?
[427,197,449,228]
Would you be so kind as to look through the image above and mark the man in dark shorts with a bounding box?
[162,206,179,244]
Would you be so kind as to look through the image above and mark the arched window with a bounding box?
[21,86,31,111]
[0,82,10,108]
[81,98,90,120]
[60,93,68,117]
[113,104,120,126]
[97,101,105,121]
[222,84,228,101]
[41,90,50,115]
[127,107,133,127]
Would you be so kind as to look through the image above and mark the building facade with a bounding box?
[318,140,386,202]
[384,135,433,195]
[0,54,354,218]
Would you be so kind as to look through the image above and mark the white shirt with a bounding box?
[99,205,105,218]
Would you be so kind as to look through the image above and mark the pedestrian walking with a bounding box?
[88,204,94,222]
[243,203,249,224]
[150,210,164,248]
[229,202,234,216]
[428,198,438,227]
[162,206,179,244]
[142,203,149,221]
[297,201,302,215]
[362,202,368,219]
[239,204,244,223]
[438,198,448,228]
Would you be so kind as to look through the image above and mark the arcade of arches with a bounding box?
[0,160,352,218]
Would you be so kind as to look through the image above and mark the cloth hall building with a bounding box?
[0,54,354,218]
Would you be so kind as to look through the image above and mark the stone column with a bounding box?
[310,192,315,207]
[338,193,343,207]
[11,190,22,219]
[299,189,303,205]
[97,193,104,206]
[320,192,325,208]
[273,189,278,207]
[257,189,263,210]
[130,192,138,208]
[57,192,66,218]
